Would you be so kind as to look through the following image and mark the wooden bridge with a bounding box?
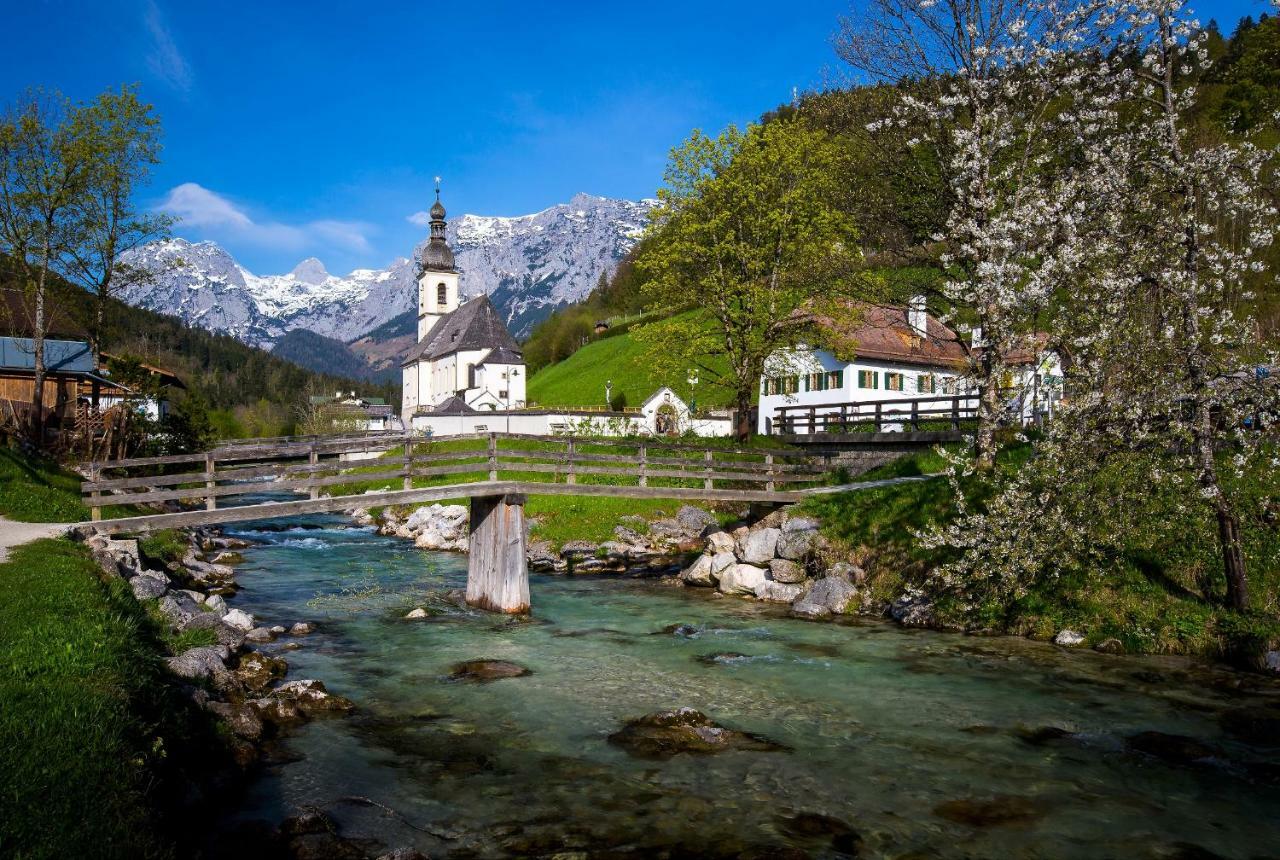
[80,433,846,614]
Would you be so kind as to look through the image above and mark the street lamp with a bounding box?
[605,379,613,412]
[686,369,699,416]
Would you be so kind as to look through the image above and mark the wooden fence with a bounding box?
[770,394,982,436]
[81,433,830,522]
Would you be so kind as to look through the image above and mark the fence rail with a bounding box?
[771,394,981,436]
[81,433,829,521]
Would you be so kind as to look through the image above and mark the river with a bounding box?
[215,513,1280,859]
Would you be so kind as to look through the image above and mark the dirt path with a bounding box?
[0,517,72,563]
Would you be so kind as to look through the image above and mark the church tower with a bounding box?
[417,179,459,342]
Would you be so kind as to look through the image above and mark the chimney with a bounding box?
[908,295,928,337]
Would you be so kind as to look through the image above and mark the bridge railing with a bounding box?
[81,433,829,521]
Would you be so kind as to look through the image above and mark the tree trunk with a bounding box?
[28,250,49,444]
[974,349,999,471]
[1194,400,1249,610]
[735,389,753,442]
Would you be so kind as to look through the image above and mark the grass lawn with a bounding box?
[0,447,136,523]
[0,538,222,859]
[526,327,734,410]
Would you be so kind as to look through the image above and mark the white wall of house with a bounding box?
[475,361,526,409]
[410,404,732,439]
[757,346,1063,434]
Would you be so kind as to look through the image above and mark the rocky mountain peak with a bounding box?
[289,257,330,285]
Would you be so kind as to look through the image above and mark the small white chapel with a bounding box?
[400,188,527,423]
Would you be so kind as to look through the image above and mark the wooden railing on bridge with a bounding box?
[81,433,831,522]
[770,394,981,436]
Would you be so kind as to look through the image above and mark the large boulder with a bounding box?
[236,651,288,693]
[738,527,781,564]
[705,531,736,556]
[718,563,769,596]
[607,707,786,759]
[783,516,821,533]
[273,679,355,714]
[167,646,228,680]
[680,554,716,587]
[104,538,142,575]
[181,612,247,649]
[676,505,718,534]
[825,561,866,583]
[157,592,203,628]
[709,551,737,579]
[768,558,806,584]
[756,580,805,603]
[448,659,532,682]
[222,608,256,631]
[205,701,264,741]
[776,529,817,561]
[890,592,934,627]
[791,576,859,619]
[129,571,170,601]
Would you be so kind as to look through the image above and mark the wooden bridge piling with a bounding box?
[465,492,530,614]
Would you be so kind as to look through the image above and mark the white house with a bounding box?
[400,191,527,423]
[758,297,1062,434]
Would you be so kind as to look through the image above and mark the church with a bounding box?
[400,191,527,424]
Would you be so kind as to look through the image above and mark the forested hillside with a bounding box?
[272,329,394,384]
[522,13,1280,373]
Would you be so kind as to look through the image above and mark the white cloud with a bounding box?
[406,211,432,228]
[144,1,192,93]
[158,182,373,255]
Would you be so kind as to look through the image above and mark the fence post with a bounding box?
[703,449,713,490]
[951,397,961,430]
[403,439,413,491]
[875,403,883,433]
[840,404,848,433]
[488,432,498,481]
[808,406,816,434]
[639,443,648,487]
[308,444,319,501]
[89,462,101,522]
[566,438,576,485]
[765,453,774,493]
[205,452,218,510]
[911,400,919,432]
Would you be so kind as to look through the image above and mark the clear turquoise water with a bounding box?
[220,513,1280,858]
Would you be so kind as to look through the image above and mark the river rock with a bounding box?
[204,593,228,615]
[776,529,816,561]
[825,561,866,583]
[738,528,780,564]
[248,695,305,727]
[270,625,286,635]
[1127,731,1219,765]
[768,558,806,584]
[890,592,934,627]
[158,592,203,627]
[681,554,716,586]
[223,608,256,631]
[706,530,736,555]
[236,651,288,692]
[405,607,429,619]
[1054,629,1086,646]
[607,707,786,759]
[245,626,275,643]
[718,563,769,596]
[274,679,355,714]
[791,576,858,619]
[933,795,1045,827]
[677,505,717,533]
[206,701,264,741]
[375,850,428,860]
[129,571,170,600]
[167,646,228,680]
[290,621,316,635]
[104,538,142,574]
[783,516,821,533]
[182,612,247,649]
[709,551,737,578]
[774,811,862,855]
[448,659,532,682]
[1094,638,1124,654]
[177,588,207,605]
[756,580,805,603]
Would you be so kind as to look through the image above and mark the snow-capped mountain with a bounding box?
[119,193,653,348]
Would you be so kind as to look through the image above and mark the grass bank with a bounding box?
[802,444,1280,660]
[0,447,136,523]
[0,538,222,859]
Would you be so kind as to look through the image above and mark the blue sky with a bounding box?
[2,0,1270,275]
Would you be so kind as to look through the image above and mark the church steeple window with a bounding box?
[437,283,447,309]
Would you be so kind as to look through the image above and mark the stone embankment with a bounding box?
[80,529,350,769]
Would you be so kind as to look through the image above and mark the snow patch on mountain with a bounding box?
[120,193,653,348]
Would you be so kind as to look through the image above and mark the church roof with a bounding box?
[479,346,523,365]
[402,295,522,366]
[426,395,476,415]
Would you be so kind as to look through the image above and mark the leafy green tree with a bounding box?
[635,118,865,439]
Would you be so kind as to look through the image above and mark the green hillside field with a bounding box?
[525,328,735,410]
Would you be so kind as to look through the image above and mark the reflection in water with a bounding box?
[219,514,1280,858]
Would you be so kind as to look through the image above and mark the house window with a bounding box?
[467,364,476,388]
[885,373,905,391]
[437,283,447,308]
[827,370,843,389]
[807,372,829,392]
[917,374,936,394]
[941,377,958,395]
[858,370,878,389]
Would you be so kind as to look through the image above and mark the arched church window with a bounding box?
[437,283,447,308]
